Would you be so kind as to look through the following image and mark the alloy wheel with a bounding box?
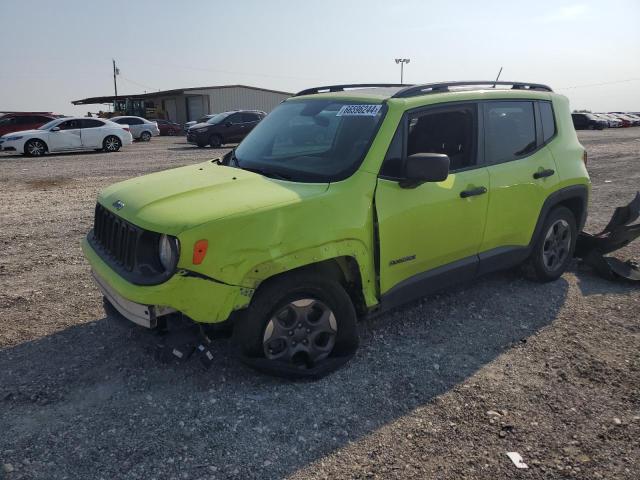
[263,298,337,366]
[105,137,120,151]
[542,219,571,271]
[27,140,45,156]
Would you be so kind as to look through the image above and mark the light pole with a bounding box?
[395,58,410,84]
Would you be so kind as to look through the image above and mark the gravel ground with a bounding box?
[0,131,639,480]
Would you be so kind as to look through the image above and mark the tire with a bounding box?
[168,129,175,136]
[103,135,121,152]
[24,139,47,157]
[140,131,152,142]
[523,206,577,282]
[233,270,359,378]
[209,134,222,148]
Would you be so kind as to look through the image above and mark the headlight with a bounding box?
[5,136,23,141]
[195,127,208,133]
[158,234,180,271]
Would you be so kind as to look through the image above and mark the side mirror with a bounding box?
[400,153,450,189]
[225,121,232,127]
[51,126,60,132]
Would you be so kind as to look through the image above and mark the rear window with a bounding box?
[484,101,536,164]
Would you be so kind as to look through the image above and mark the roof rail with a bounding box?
[392,81,553,98]
[295,84,410,97]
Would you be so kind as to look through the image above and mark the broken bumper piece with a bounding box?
[575,191,640,281]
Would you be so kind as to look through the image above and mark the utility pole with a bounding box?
[112,59,119,105]
[395,58,410,84]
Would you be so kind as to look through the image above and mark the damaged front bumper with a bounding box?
[82,237,252,324]
[575,192,640,281]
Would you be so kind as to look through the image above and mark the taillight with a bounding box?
[123,127,130,132]
[582,150,588,166]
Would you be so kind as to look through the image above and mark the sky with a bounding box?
[1,0,639,115]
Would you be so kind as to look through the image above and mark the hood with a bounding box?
[189,122,211,130]
[98,162,329,235]
[1,129,42,138]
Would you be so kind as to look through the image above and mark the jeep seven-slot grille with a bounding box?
[93,204,139,271]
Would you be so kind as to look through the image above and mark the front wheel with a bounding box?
[103,136,121,152]
[523,206,577,282]
[140,131,152,142]
[233,270,359,378]
[24,139,47,156]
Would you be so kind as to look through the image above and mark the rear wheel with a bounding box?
[209,134,222,148]
[103,135,121,152]
[140,131,152,142]
[523,206,577,282]
[24,139,47,156]
[233,270,359,378]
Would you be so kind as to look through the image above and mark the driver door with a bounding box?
[224,113,246,142]
[48,119,82,151]
[375,103,489,300]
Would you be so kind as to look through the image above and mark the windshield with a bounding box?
[38,119,61,130]
[234,100,385,182]
[206,113,230,124]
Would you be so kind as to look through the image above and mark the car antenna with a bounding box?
[492,66,503,88]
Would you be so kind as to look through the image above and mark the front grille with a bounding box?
[93,204,140,271]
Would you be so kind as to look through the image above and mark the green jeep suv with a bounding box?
[82,81,590,376]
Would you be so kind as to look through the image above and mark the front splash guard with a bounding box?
[575,192,640,281]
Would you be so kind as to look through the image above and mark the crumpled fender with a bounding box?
[575,192,640,281]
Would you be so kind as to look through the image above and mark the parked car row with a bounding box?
[0,108,267,156]
[571,112,640,130]
[0,113,170,156]
[0,117,133,156]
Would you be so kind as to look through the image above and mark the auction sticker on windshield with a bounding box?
[336,104,382,116]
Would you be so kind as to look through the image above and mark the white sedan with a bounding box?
[0,117,133,156]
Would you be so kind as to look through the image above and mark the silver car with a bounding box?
[110,116,160,141]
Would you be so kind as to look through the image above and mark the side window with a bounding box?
[406,104,476,171]
[59,120,81,130]
[128,117,143,125]
[113,118,126,124]
[241,113,258,123]
[539,102,556,143]
[227,113,243,124]
[81,119,104,128]
[379,121,404,178]
[484,101,536,164]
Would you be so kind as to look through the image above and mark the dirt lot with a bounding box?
[0,131,639,480]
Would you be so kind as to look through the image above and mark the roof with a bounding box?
[71,84,293,105]
[293,81,554,102]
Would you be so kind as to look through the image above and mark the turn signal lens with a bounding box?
[192,239,208,265]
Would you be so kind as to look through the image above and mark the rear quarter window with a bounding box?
[539,102,556,143]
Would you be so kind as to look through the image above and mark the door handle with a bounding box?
[460,186,487,198]
[533,168,555,179]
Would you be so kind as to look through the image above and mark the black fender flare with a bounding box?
[528,185,589,249]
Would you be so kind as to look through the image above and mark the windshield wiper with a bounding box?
[241,166,292,181]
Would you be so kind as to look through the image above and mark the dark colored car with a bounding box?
[186,110,266,147]
[571,113,606,130]
[0,112,58,137]
[152,119,183,136]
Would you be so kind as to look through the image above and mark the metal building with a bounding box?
[72,84,292,124]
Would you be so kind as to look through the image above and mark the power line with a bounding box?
[557,78,640,90]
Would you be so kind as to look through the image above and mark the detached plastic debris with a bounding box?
[575,192,640,282]
[506,452,529,469]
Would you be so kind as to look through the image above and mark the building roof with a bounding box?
[71,84,293,105]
